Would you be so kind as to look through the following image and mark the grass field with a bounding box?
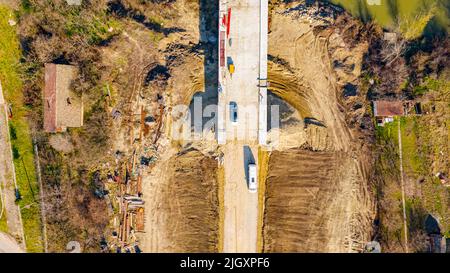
[402,115,449,232]
[0,5,43,252]
[376,112,449,251]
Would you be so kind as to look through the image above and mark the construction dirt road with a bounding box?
[263,149,372,252]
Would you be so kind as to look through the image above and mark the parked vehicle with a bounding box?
[14,188,21,202]
[229,101,238,124]
[228,63,235,75]
[248,164,257,193]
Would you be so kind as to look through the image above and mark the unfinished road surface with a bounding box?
[220,0,263,253]
[223,145,258,252]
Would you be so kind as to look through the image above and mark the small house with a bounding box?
[44,64,83,133]
[373,100,404,126]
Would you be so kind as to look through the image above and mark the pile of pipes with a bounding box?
[117,193,145,243]
[108,163,145,252]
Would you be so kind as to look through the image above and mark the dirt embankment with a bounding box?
[264,148,373,252]
[262,2,376,252]
[138,149,219,252]
[267,2,373,151]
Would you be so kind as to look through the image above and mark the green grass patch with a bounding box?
[413,77,450,96]
[0,5,43,252]
[399,116,449,236]
[378,117,427,179]
[149,31,164,44]
[0,191,8,233]
[64,8,122,45]
[399,117,426,177]
[21,0,32,13]
[376,119,397,140]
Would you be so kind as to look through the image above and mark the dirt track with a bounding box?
[0,232,24,253]
[0,84,25,249]
[101,0,222,252]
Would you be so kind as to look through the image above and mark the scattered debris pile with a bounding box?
[106,151,159,253]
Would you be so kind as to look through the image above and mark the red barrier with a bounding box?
[220,31,225,67]
[226,8,231,37]
[222,14,227,27]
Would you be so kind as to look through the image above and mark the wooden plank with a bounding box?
[122,202,128,242]
[136,207,145,232]
[137,175,142,196]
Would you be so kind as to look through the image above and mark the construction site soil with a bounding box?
[263,148,373,252]
[138,149,219,252]
[262,2,376,252]
[6,0,447,253]
[117,0,221,252]
[133,1,377,253]
[12,0,379,252]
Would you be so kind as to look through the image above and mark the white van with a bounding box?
[248,164,257,193]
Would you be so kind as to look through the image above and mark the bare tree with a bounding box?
[380,37,407,67]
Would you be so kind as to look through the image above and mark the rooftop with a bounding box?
[44,64,83,133]
[373,100,404,117]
